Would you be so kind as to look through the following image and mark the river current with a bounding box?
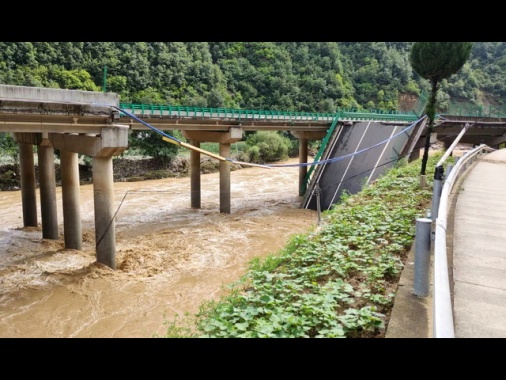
[0,158,317,337]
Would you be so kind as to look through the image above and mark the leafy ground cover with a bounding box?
[161,153,449,338]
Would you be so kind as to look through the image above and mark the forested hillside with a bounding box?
[0,42,505,112]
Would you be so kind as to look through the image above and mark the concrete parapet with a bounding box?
[0,85,118,119]
[0,84,118,109]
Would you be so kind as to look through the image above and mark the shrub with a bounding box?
[239,131,291,164]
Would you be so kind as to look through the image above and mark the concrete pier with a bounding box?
[51,125,128,268]
[37,140,59,239]
[190,140,201,209]
[298,137,308,196]
[18,141,38,227]
[219,143,231,214]
[61,150,82,250]
[291,131,326,196]
[92,156,116,269]
[183,129,242,214]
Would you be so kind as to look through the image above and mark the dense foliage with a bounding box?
[0,42,504,112]
[161,153,449,338]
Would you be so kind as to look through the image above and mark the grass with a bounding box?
[159,152,452,338]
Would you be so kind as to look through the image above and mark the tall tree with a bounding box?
[409,42,473,179]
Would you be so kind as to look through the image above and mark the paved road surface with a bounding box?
[452,148,506,338]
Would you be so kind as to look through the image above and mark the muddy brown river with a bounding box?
[0,158,317,337]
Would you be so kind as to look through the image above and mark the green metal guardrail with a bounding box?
[118,103,419,123]
[119,103,335,121]
[340,110,418,122]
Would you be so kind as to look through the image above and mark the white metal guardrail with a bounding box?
[432,143,495,338]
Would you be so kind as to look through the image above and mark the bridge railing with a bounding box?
[340,110,418,122]
[432,143,495,338]
[118,103,420,123]
[118,103,336,121]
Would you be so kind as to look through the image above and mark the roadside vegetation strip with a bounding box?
[162,153,446,338]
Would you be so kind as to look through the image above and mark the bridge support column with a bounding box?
[182,128,243,214]
[37,138,58,239]
[291,131,326,196]
[18,142,38,227]
[190,140,201,209]
[298,138,308,196]
[61,150,82,250]
[50,126,128,269]
[219,143,231,214]
[92,156,116,269]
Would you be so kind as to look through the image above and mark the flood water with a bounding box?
[0,158,317,337]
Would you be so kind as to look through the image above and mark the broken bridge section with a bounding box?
[302,118,425,211]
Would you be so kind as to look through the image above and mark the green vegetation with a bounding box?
[160,153,451,338]
[238,131,292,164]
[127,129,184,166]
[410,42,473,175]
[0,42,504,112]
[0,132,20,165]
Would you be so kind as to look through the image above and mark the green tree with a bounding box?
[0,132,19,164]
[240,131,291,164]
[128,129,182,166]
[409,42,473,178]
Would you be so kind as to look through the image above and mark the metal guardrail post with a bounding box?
[414,217,432,297]
[431,166,444,221]
[315,184,321,225]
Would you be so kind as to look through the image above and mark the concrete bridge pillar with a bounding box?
[182,128,243,214]
[92,156,116,269]
[37,137,58,239]
[61,150,82,250]
[298,138,308,196]
[18,141,38,227]
[291,131,326,196]
[219,143,231,214]
[50,126,128,269]
[190,140,201,209]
